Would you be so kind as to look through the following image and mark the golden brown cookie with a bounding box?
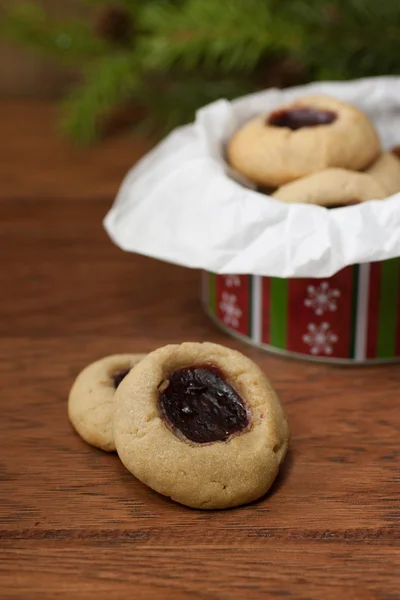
[113,342,289,509]
[272,168,387,207]
[227,94,381,188]
[366,151,400,197]
[68,354,146,451]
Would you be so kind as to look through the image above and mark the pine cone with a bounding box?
[324,4,341,26]
[95,6,133,44]
[253,57,305,90]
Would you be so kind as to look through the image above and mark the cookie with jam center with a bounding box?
[227,94,381,188]
[272,167,387,207]
[113,342,289,509]
[366,150,400,197]
[68,354,146,451]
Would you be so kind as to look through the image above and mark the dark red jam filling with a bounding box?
[112,368,131,389]
[158,365,249,444]
[268,107,337,130]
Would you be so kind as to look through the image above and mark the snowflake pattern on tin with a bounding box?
[304,281,341,316]
[219,292,242,329]
[302,322,338,355]
[225,275,241,288]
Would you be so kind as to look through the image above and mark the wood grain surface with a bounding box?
[0,1,87,97]
[0,102,399,600]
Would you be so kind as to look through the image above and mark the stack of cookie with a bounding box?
[227,94,400,207]
[68,342,289,510]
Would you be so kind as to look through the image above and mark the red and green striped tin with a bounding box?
[202,258,400,363]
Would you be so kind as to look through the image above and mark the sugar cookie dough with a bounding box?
[68,354,145,451]
[227,94,381,187]
[367,151,400,197]
[113,342,289,509]
[272,168,387,207]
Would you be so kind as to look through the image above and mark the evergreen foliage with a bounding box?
[2,0,399,143]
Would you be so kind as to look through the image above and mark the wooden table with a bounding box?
[0,101,399,600]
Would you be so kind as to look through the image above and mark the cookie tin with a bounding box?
[202,258,400,364]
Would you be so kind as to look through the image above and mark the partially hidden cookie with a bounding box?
[366,151,400,197]
[272,168,387,207]
[68,354,146,451]
[227,94,381,187]
[113,342,289,509]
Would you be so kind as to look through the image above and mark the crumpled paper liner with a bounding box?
[104,76,400,278]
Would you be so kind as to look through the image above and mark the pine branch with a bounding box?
[82,0,173,14]
[61,53,141,144]
[135,71,255,136]
[0,2,109,65]
[287,0,400,79]
[137,0,303,73]
[3,0,399,145]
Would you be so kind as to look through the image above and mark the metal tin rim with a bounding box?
[203,302,400,366]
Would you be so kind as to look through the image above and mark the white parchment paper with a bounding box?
[104,76,400,278]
